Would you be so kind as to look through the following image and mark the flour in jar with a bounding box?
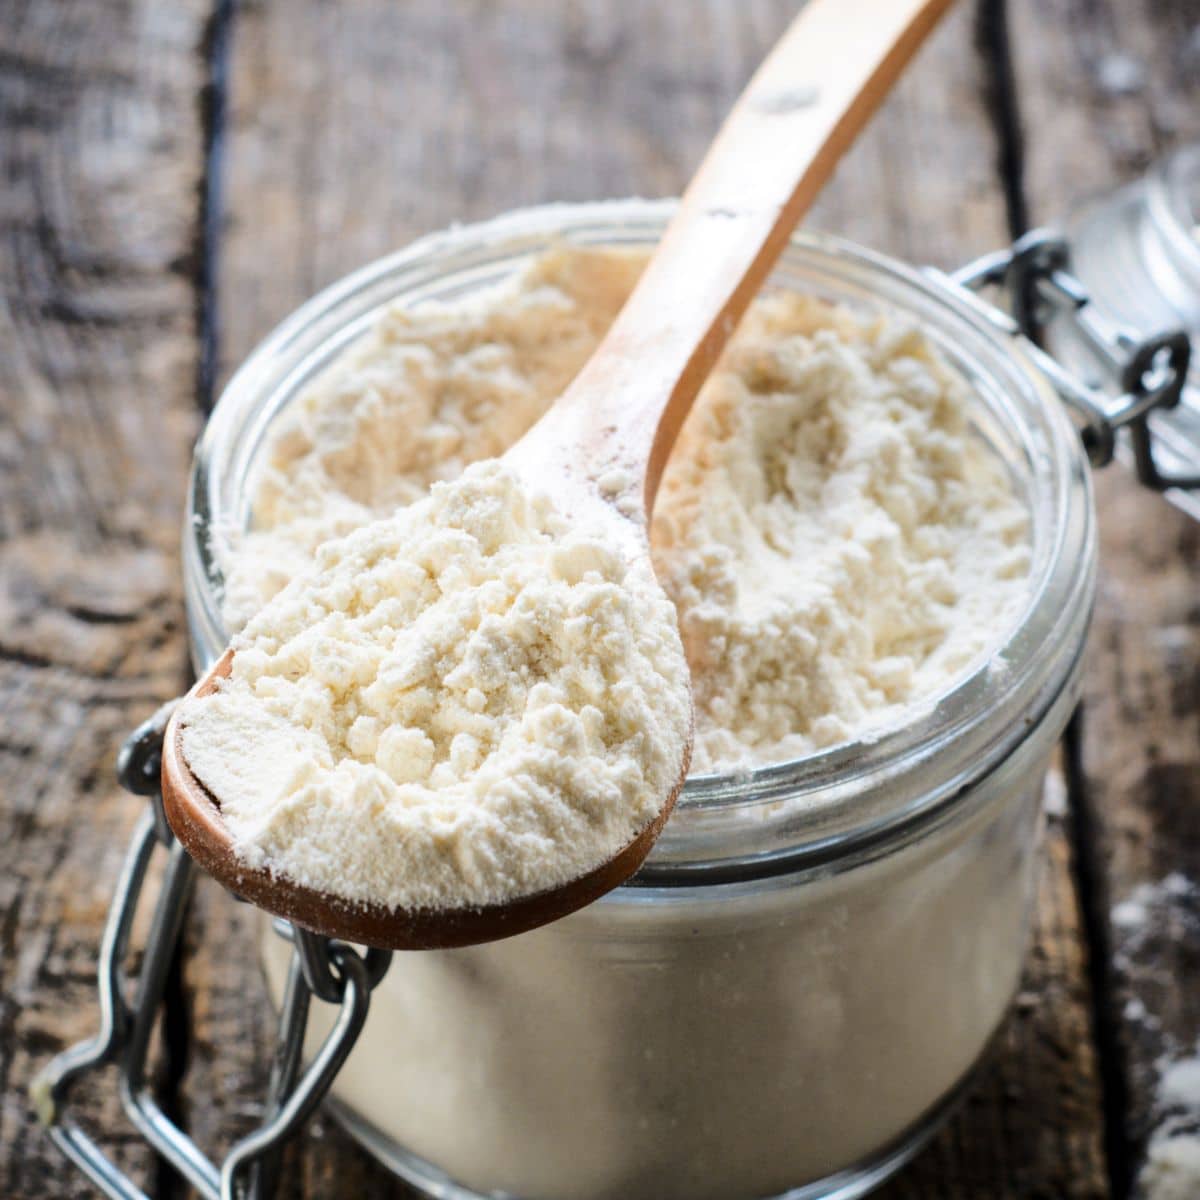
[181,460,691,909]
[216,245,1030,777]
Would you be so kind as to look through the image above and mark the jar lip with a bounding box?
[185,198,1096,879]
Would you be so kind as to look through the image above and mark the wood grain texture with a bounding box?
[1009,0,1200,1188]
[209,2,1108,1196]
[14,0,1196,1196]
[0,0,208,1196]
[216,0,1011,384]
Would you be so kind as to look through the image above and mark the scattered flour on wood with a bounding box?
[1141,1046,1200,1200]
[1109,873,1200,1200]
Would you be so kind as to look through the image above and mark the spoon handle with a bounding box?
[556,0,955,507]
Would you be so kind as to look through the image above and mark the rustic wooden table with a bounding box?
[2,1,1198,1196]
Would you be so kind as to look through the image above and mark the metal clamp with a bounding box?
[945,228,1195,485]
[31,715,393,1200]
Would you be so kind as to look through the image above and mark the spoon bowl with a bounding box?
[162,651,686,950]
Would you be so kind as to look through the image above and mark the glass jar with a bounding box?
[186,201,1096,1200]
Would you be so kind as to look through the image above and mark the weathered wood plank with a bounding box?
[218,0,1012,383]
[0,1,210,1196]
[1009,0,1200,1188]
[207,2,1108,1196]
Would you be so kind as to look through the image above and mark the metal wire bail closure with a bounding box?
[947,227,1195,484]
[30,710,393,1200]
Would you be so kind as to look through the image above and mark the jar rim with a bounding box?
[184,199,1096,882]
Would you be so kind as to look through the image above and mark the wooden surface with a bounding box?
[1010,3,1200,1193]
[0,3,205,1196]
[0,1,1196,1197]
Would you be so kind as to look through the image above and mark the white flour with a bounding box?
[182,460,690,909]
[1141,1048,1200,1200]
[651,292,1029,769]
[1143,1135,1200,1200]
[1109,874,1200,1200]
[217,246,1030,775]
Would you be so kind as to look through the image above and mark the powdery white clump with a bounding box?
[217,246,1031,775]
[650,292,1030,770]
[181,461,691,910]
[1142,1131,1200,1200]
[217,249,643,631]
[1140,1049,1200,1200]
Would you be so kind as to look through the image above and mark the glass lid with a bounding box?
[1057,141,1200,521]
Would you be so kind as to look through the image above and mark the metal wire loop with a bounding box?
[220,945,374,1200]
[116,700,178,844]
[950,228,1194,481]
[31,712,394,1200]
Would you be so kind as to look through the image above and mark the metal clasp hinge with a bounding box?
[944,229,1194,486]
[32,708,393,1200]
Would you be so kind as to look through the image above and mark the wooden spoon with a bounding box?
[162,0,955,951]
